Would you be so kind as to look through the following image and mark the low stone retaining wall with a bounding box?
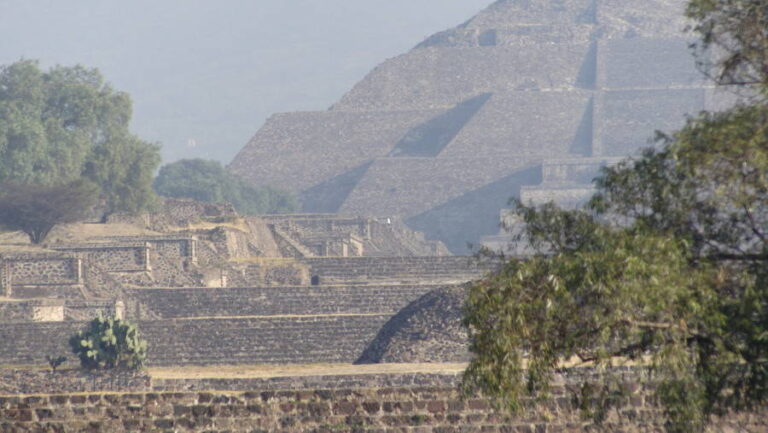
[153,372,462,393]
[0,370,150,395]
[305,256,498,284]
[2,370,765,432]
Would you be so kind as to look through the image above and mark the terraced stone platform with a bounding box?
[126,284,452,319]
[0,315,392,367]
[304,256,497,285]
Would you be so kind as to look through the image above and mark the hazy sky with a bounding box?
[0,0,492,164]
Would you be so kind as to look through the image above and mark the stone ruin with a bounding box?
[6,3,766,431]
[0,197,496,369]
[228,0,740,253]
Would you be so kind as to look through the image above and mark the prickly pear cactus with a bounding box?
[69,315,147,370]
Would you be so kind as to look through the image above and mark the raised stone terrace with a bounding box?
[125,284,454,319]
[305,256,495,285]
[0,206,493,368]
[0,281,448,366]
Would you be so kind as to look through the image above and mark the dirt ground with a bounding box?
[148,363,468,379]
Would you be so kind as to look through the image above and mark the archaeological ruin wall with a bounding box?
[2,369,766,433]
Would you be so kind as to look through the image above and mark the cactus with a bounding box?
[69,315,147,370]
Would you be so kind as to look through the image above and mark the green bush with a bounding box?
[69,316,147,370]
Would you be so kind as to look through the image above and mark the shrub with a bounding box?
[69,316,147,370]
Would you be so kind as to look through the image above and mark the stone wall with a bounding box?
[0,370,150,395]
[0,322,84,366]
[259,215,449,257]
[0,300,65,323]
[48,243,149,273]
[108,197,239,231]
[238,261,309,286]
[304,257,498,285]
[0,315,392,367]
[0,254,83,298]
[1,254,80,285]
[63,300,123,322]
[125,284,450,319]
[2,370,765,433]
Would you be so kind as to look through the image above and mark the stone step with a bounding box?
[0,315,391,367]
[126,284,452,319]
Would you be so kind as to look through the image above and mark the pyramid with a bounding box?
[229,0,729,253]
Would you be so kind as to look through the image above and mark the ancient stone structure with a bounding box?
[229,0,738,253]
[0,199,484,371]
[358,286,471,364]
[2,369,767,432]
[0,274,489,367]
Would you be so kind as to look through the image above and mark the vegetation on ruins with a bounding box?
[0,179,98,243]
[0,60,161,220]
[69,316,147,371]
[153,158,298,214]
[45,355,67,372]
[462,1,768,432]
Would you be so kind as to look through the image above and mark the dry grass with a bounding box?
[229,257,298,265]
[45,223,161,243]
[149,362,468,380]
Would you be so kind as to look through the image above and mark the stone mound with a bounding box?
[356,285,470,364]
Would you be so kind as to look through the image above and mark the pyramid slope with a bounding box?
[332,44,591,112]
[439,90,594,158]
[339,157,535,217]
[229,109,440,191]
[230,0,722,253]
[417,0,689,49]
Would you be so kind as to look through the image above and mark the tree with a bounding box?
[0,60,160,217]
[462,2,768,432]
[69,316,147,371]
[687,0,768,90]
[0,180,99,243]
[153,158,298,215]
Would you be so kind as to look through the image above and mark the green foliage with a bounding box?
[0,60,160,216]
[153,158,298,215]
[463,2,768,431]
[45,355,67,372]
[686,0,768,90]
[69,316,147,371]
[464,105,768,430]
[0,179,99,243]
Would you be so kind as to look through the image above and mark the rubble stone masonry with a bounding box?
[1,370,765,432]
